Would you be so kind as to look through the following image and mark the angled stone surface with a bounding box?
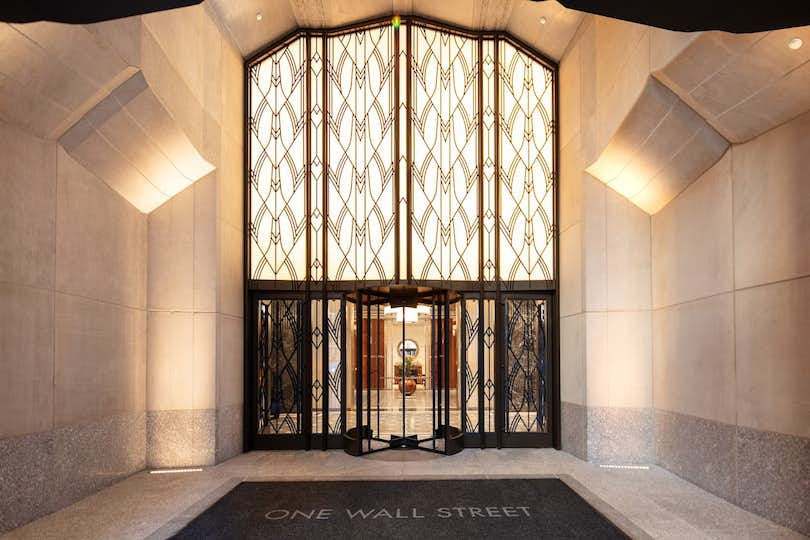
[60,72,215,213]
[206,0,583,61]
[586,78,728,214]
[0,21,136,139]
[654,26,810,143]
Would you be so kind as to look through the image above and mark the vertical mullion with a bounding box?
[366,300,371,450]
[431,296,437,450]
[354,293,362,455]
[460,297,467,433]
[315,33,329,447]
[477,38,484,285]
[375,304,381,437]
[406,23,413,283]
[443,296,450,447]
[493,38,503,448]
[340,295,347,437]
[322,295,329,445]
[305,36,312,283]
[393,24,400,282]
[476,37,486,447]
[478,297,485,446]
[304,35,315,449]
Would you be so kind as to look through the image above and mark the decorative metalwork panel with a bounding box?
[481,298,496,432]
[462,298,480,431]
[461,297,497,433]
[248,24,557,286]
[504,298,547,433]
[249,37,308,280]
[326,299,344,433]
[258,299,304,434]
[310,36,325,281]
[481,40,497,283]
[410,26,479,281]
[326,26,397,281]
[247,21,558,449]
[498,41,555,282]
[310,298,324,434]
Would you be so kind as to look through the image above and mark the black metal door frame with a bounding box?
[497,292,556,448]
[247,290,310,450]
[243,18,561,454]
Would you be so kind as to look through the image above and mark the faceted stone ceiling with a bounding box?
[206,0,585,60]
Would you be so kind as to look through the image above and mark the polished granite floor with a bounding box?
[2,449,805,540]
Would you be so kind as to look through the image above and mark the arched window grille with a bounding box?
[247,18,556,289]
[246,18,559,451]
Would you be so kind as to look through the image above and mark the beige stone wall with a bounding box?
[560,14,809,533]
[559,16,655,463]
[650,110,810,535]
[652,110,810,437]
[0,3,243,530]
[0,121,147,532]
[139,4,244,467]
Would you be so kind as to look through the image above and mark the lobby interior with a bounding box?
[1,0,808,538]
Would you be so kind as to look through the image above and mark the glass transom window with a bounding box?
[248,19,556,287]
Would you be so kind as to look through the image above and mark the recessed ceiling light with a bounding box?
[256,13,263,21]
[539,16,548,25]
[788,37,803,50]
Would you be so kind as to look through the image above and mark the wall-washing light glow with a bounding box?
[149,468,204,474]
[598,464,650,470]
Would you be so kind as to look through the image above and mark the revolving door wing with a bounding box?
[343,286,464,455]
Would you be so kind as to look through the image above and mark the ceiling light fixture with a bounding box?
[788,37,803,50]
[256,12,263,21]
[539,16,547,25]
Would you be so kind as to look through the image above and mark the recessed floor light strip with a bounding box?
[598,464,650,470]
[149,468,204,474]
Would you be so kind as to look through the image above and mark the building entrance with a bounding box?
[248,288,557,452]
[344,286,464,455]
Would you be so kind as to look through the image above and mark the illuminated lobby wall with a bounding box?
[141,5,244,470]
[558,15,659,465]
[0,4,244,532]
[651,114,810,535]
[0,122,147,533]
[559,14,810,536]
[1,3,808,537]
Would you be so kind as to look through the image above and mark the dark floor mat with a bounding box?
[171,478,631,539]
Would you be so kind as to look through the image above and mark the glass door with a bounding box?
[499,295,554,447]
[344,286,463,455]
[253,296,308,449]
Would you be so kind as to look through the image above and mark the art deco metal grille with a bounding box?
[247,21,556,286]
[249,38,308,281]
[410,26,479,281]
[247,19,558,449]
[461,297,496,434]
[498,41,555,282]
[326,298,344,434]
[258,299,304,434]
[326,27,397,282]
[504,298,548,433]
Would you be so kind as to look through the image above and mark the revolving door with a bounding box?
[343,286,464,455]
